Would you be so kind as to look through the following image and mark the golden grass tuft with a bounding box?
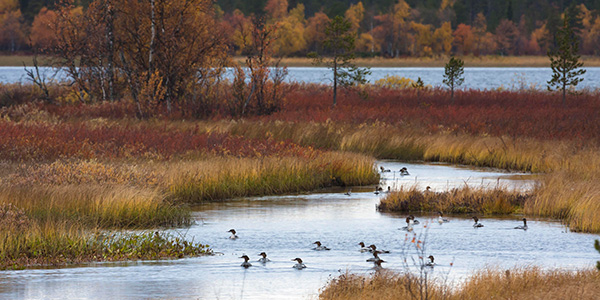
[378,186,530,215]
[319,268,600,300]
[164,152,379,203]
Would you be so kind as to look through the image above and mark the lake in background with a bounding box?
[5,66,600,91]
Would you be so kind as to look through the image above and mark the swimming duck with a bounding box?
[380,166,391,172]
[240,255,252,268]
[372,259,386,270]
[292,258,306,269]
[409,215,420,225]
[438,212,450,224]
[514,218,528,230]
[400,217,414,231]
[425,255,435,267]
[366,251,383,263]
[344,189,352,196]
[228,229,239,239]
[472,216,484,228]
[313,241,331,250]
[368,244,390,253]
[358,242,371,253]
[258,252,271,263]
[399,167,410,176]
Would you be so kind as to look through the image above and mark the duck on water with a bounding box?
[514,218,528,230]
[292,258,307,269]
[472,216,484,228]
[258,252,271,263]
[313,241,331,250]
[240,255,252,268]
[228,229,238,239]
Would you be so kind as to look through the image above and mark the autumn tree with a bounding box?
[547,13,586,105]
[310,15,370,107]
[495,19,518,55]
[443,56,464,104]
[30,7,59,50]
[272,4,306,56]
[453,24,474,55]
[305,11,330,53]
[0,1,26,52]
[433,22,453,55]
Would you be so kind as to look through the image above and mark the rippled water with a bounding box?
[0,162,597,300]
[6,66,600,90]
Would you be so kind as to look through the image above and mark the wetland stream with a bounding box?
[1,162,598,300]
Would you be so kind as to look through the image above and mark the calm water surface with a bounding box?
[6,66,600,90]
[0,162,597,300]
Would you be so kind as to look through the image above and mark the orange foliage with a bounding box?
[30,7,58,50]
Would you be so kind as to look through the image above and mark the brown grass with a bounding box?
[378,186,531,215]
[319,268,600,300]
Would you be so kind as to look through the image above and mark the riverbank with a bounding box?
[4,54,600,68]
[234,55,600,68]
[320,268,600,300]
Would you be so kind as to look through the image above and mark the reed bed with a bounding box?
[165,153,379,203]
[319,268,600,300]
[0,184,190,229]
[377,186,531,215]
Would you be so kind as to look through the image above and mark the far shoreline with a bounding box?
[2,54,599,68]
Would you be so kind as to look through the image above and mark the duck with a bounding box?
[358,242,371,253]
[376,186,384,191]
[372,259,386,270]
[400,217,414,231]
[424,186,432,193]
[438,212,450,224]
[514,218,528,230]
[292,258,306,269]
[366,251,383,263]
[399,167,410,176]
[228,229,239,239]
[425,255,435,267]
[409,215,420,225]
[344,189,352,196]
[386,186,391,193]
[368,244,390,253]
[240,255,252,268]
[258,252,270,263]
[472,216,484,228]
[313,241,331,250]
[380,166,391,172]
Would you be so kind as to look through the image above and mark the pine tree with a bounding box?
[547,13,586,105]
[309,15,370,107]
[443,56,465,104]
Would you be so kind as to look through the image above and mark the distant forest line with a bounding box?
[5,0,600,57]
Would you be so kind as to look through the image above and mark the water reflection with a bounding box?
[0,162,596,300]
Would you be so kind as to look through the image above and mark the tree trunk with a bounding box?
[149,0,156,75]
[106,0,115,101]
[333,58,338,108]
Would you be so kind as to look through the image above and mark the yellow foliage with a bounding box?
[345,2,365,33]
[374,75,416,89]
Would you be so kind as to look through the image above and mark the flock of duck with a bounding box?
[228,166,530,270]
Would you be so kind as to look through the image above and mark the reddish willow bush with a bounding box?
[262,85,600,142]
[0,121,317,161]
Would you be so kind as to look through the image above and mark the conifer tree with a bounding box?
[309,15,370,107]
[443,56,464,104]
[547,13,586,105]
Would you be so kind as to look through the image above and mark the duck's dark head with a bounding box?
[314,241,321,246]
[438,211,443,216]
[472,216,479,223]
[228,229,236,234]
[292,258,303,263]
[259,252,267,258]
[358,242,365,247]
[428,255,434,262]
[369,244,377,250]
[240,255,250,261]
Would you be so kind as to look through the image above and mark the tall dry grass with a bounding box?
[378,186,530,215]
[0,184,190,229]
[319,268,600,300]
[164,152,379,203]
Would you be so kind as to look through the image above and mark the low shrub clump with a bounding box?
[377,186,531,215]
